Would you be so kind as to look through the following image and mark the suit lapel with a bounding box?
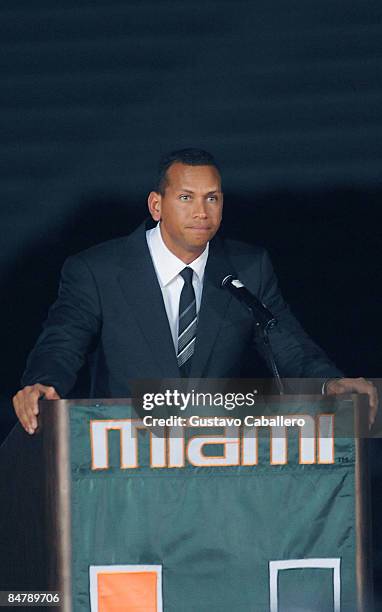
[190,236,233,378]
[117,223,234,379]
[117,222,180,377]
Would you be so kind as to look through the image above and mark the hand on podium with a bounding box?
[12,384,60,435]
[326,377,378,426]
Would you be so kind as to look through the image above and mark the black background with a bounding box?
[1,0,381,600]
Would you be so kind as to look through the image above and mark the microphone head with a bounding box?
[221,275,245,289]
[221,274,234,288]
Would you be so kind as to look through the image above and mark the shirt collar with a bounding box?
[148,222,209,287]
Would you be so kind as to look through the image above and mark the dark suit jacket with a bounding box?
[22,221,343,397]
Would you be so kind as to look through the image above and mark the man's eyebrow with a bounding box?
[176,189,221,194]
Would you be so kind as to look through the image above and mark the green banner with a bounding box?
[69,401,357,611]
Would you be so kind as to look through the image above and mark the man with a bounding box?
[13,148,377,433]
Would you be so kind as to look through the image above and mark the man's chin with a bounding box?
[187,237,210,250]
[186,228,215,244]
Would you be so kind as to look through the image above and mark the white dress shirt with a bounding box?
[146,223,209,350]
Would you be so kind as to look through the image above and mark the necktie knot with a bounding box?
[180,267,193,284]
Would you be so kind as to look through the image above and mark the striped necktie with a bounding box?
[177,267,197,375]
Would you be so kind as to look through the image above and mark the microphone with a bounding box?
[221,274,284,394]
[221,275,277,331]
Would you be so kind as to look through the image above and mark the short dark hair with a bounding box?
[157,148,220,195]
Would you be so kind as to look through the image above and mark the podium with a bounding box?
[0,395,373,611]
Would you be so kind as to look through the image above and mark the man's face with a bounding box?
[148,162,223,263]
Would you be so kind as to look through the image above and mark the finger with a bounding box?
[14,391,35,434]
[24,385,60,432]
[367,383,378,409]
[352,379,378,427]
[18,386,40,432]
[367,383,378,424]
[42,386,60,400]
[352,378,377,407]
[26,387,46,429]
[31,383,55,413]
[13,393,28,432]
[352,380,377,427]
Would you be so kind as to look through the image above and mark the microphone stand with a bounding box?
[254,320,284,395]
[221,275,284,395]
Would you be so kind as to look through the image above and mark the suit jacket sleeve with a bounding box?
[256,249,344,379]
[21,254,102,396]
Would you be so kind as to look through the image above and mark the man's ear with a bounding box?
[147,191,161,221]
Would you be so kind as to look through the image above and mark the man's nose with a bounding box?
[193,198,208,217]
